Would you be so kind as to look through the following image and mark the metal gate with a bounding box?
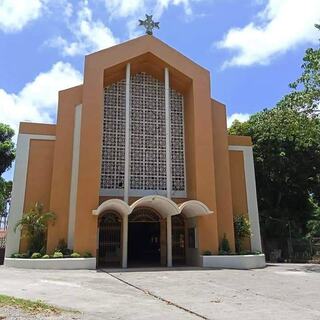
[98,212,121,267]
[172,215,186,265]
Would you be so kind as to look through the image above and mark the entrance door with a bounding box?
[128,209,161,267]
[98,212,121,268]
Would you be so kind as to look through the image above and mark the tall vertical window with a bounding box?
[101,80,125,190]
[101,72,186,197]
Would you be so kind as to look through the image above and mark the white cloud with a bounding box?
[0,62,82,138]
[0,0,46,32]
[227,113,250,128]
[104,0,192,18]
[49,0,119,56]
[104,0,194,37]
[217,0,320,67]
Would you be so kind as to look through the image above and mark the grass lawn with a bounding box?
[0,294,64,315]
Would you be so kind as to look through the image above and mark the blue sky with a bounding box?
[1,0,320,180]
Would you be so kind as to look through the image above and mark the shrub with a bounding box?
[42,254,50,259]
[55,239,72,256]
[52,251,63,258]
[31,252,42,259]
[203,250,212,256]
[83,251,92,258]
[14,203,56,254]
[11,253,29,258]
[234,215,251,253]
[70,252,81,258]
[219,233,231,255]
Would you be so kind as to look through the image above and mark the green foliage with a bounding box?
[0,294,64,314]
[55,239,72,255]
[229,107,320,209]
[219,233,231,255]
[53,251,63,258]
[277,25,320,115]
[11,253,29,258]
[306,197,320,238]
[0,178,11,216]
[14,203,56,254]
[234,215,251,253]
[31,252,42,259]
[0,123,15,176]
[70,252,81,258]
[42,254,50,259]
[202,250,212,256]
[83,251,93,258]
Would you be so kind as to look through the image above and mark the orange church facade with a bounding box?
[5,35,262,268]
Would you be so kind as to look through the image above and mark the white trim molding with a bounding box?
[228,145,262,252]
[124,63,131,204]
[200,254,265,269]
[4,257,96,270]
[5,134,56,258]
[68,104,82,249]
[164,67,172,199]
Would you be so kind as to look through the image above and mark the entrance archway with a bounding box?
[98,211,122,268]
[128,208,162,267]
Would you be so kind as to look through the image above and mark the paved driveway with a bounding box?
[0,264,320,319]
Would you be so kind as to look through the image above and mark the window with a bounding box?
[101,72,186,196]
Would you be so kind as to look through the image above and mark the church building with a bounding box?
[5,32,262,268]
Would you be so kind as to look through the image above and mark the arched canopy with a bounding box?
[92,199,131,218]
[178,200,213,218]
[93,196,213,219]
[131,195,180,218]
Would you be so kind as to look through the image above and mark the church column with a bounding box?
[122,63,131,268]
[165,67,173,267]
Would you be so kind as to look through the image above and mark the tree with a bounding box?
[0,178,12,217]
[233,215,251,253]
[229,107,320,240]
[14,203,56,254]
[229,25,320,246]
[0,123,15,176]
[0,123,15,218]
[306,197,320,238]
[277,24,320,116]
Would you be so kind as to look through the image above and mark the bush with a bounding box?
[234,215,251,253]
[70,252,81,258]
[42,254,50,259]
[55,239,72,256]
[11,253,29,258]
[83,251,92,258]
[31,252,42,259]
[219,233,231,255]
[52,251,63,258]
[14,203,56,254]
[203,250,212,256]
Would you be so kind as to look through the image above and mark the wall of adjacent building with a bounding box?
[47,85,83,253]
[211,99,236,252]
[5,123,56,255]
[228,136,254,252]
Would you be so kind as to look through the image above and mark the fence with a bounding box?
[0,206,9,264]
[265,237,319,263]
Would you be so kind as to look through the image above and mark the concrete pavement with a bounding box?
[0,264,320,319]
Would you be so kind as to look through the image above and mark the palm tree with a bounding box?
[14,203,56,254]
